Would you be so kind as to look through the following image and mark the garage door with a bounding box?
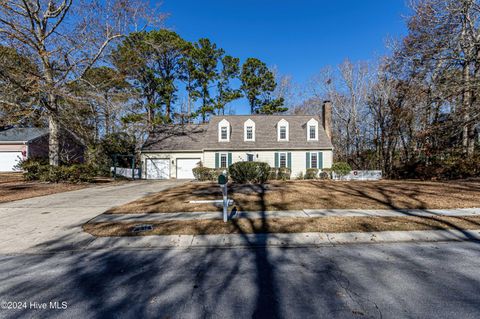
[146,159,170,179]
[0,152,22,172]
[177,158,201,179]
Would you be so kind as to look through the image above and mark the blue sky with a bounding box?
[161,0,411,114]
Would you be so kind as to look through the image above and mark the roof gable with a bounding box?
[0,128,48,142]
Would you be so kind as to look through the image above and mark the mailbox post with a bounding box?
[218,172,228,222]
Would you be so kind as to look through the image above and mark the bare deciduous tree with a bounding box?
[0,0,164,165]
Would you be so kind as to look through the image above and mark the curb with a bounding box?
[84,229,480,250]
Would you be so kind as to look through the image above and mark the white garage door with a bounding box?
[0,152,22,172]
[146,159,170,179]
[177,158,200,179]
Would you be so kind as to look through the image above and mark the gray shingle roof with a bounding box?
[143,124,208,151]
[0,127,48,142]
[143,115,333,152]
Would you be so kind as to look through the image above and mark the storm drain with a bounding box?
[131,224,154,233]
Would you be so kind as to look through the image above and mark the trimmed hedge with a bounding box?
[192,166,215,181]
[319,171,331,180]
[192,166,225,181]
[276,167,291,180]
[305,168,319,179]
[17,159,95,183]
[331,162,352,177]
[268,167,292,180]
[228,162,270,184]
[269,168,278,180]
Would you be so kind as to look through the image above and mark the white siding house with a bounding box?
[141,102,334,179]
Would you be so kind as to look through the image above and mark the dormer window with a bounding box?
[218,119,230,142]
[221,127,228,139]
[244,119,255,141]
[309,126,316,139]
[246,127,253,139]
[277,119,289,141]
[307,118,319,141]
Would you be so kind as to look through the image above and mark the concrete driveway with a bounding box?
[0,180,186,253]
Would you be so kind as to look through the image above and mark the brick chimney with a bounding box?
[322,101,332,141]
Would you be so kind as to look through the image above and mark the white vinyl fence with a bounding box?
[110,167,141,179]
[332,170,382,181]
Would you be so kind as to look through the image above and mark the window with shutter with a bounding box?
[220,153,228,168]
[311,153,318,169]
[279,153,287,168]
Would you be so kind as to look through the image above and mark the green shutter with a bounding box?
[306,152,310,169]
[318,152,323,169]
[228,152,232,167]
[274,152,279,168]
[215,153,219,169]
[287,152,292,169]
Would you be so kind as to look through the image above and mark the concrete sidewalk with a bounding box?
[91,207,480,223]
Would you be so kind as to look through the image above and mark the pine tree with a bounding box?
[240,58,286,114]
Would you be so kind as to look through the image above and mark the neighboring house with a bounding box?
[0,128,49,172]
[141,102,334,179]
[0,127,85,172]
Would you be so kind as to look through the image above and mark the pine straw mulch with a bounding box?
[106,179,480,214]
[84,215,480,237]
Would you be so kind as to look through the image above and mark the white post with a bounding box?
[223,183,228,222]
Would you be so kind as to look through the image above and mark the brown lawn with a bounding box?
[0,172,120,204]
[106,179,480,214]
[83,215,480,237]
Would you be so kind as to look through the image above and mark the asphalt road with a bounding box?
[1,241,480,319]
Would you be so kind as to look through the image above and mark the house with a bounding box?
[141,102,334,179]
[0,127,85,171]
[0,128,49,171]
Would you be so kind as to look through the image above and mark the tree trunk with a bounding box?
[48,112,60,166]
[467,123,476,155]
[187,93,191,124]
[166,99,171,121]
[104,93,111,135]
[462,62,472,155]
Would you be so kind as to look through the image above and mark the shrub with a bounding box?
[331,162,352,178]
[41,165,65,183]
[213,168,227,178]
[305,168,319,179]
[16,158,48,181]
[269,168,278,180]
[63,164,96,183]
[296,172,304,180]
[394,154,480,180]
[319,171,331,180]
[16,158,95,183]
[192,166,216,181]
[228,162,271,184]
[277,167,291,180]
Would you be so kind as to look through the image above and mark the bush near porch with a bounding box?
[228,162,270,184]
[192,162,292,183]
